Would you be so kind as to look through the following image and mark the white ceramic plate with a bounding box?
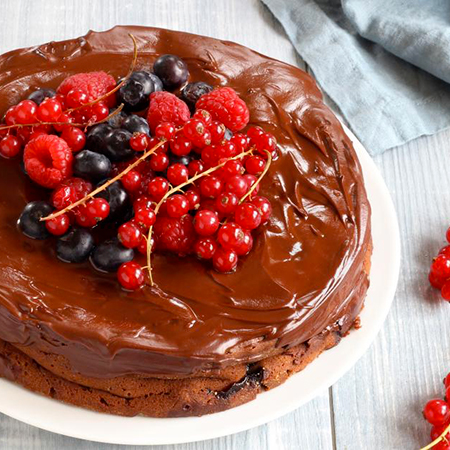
[0,125,400,445]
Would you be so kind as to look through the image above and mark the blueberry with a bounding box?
[56,228,95,263]
[107,110,128,129]
[169,154,192,167]
[86,124,113,155]
[153,54,189,91]
[149,73,163,92]
[104,129,134,162]
[121,115,150,136]
[181,82,213,112]
[96,181,131,223]
[117,71,155,112]
[17,201,53,240]
[27,88,56,105]
[90,239,134,273]
[73,150,112,182]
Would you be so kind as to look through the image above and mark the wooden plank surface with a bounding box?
[1,0,449,448]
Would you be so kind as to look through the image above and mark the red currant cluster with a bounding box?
[429,227,450,300]
[422,374,450,450]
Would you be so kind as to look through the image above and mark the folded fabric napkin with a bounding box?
[261,0,450,155]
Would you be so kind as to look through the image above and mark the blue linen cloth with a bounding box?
[261,0,450,155]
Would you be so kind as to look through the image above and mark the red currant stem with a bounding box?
[421,422,450,450]
[65,34,139,113]
[239,149,272,204]
[146,147,255,286]
[41,138,166,222]
[0,103,125,133]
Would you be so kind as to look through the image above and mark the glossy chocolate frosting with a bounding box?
[0,26,371,378]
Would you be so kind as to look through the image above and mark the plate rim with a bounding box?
[0,124,401,445]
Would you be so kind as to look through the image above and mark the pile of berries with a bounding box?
[2,53,276,291]
[422,373,450,449]
[429,227,450,300]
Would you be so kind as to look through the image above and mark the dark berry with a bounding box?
[107,110,128,129]
[153,54,189,90]
[56,228,95,263]
[117,261,145,290]
[96,181,131,223]
[181,81,213,112]
[18,201,53,240]
[73,150,112,182]
[90,239,134,273]
[117,73,154,112]
[27,88,56,105]
[121,114,150,136]
[104,129,134,162]
[86,124,114,154]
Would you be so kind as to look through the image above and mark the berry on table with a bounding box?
[213,247,238,272]
[118,221,143,248]
[61,126,86,153]
[0,135,22,158]
[442,281,450,301]
[193,210,220,236]
[117,261,145,290]
[45,213,70,236]
[194,237,217,259]
[56,228,95,263]
[423,399,450,426]
[17,201,53,240]
[23,134,73,189]
[73,150,111,182]
[153,54,189,91]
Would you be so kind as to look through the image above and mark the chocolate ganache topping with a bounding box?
[0,26,371,377]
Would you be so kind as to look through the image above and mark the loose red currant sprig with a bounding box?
[429,227,450,301]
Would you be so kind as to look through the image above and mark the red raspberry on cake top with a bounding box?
[23,135,73,189]
[196,87,249,132]
[153,215,196,256]
[57,71,116,108]
[147,91,190,133]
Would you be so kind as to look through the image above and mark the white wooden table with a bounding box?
[1,1,449,448]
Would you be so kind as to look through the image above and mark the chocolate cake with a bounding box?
[0,26,371,417]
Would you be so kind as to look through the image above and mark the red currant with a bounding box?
[148,177,169,202]
[53,112,73,132]
[194,210,220,236]
[247,126,264,141]
[440,246,450,258]
[65,89,89,108]
[444,373,450,389]
[185,188,201,210]
[194,109,212,126]
[222,160,244,179]
[254,132,277,155]
[201,145,220,167]
[133,195,153,211]
[148,136,169,153]
[117,261,145,290]
[166,194,190,218]
[243,174,259,198]
[431,424,450,441]
[231,133,250,152]
[235,230,253,256]
[430,255,450,290]
[235,203,262,230]
[442,281,450,301]
[170,134,193,156]
[134,206,156,229]
[15,100,37,124]
[118,221,143,248]
[130,133,149,152]
[86,198,110,222]
[183,118,205,140]
[251,196,272,223]
[61,126,86,152]
[188,160,204,177]
[5,106,18,125]
[45,214,70,236]
[246,155,266,175]
[213,247,238,272]
[200,176,223,199]
[122,170,142,192]
[194,237,217,259]
[90,102,109,122]
[192,129,212,149]
[149,152,169,172]
[215,192,239,216]
[423,399,450,426]
[225,175,248,198]
[217,222,245,250]
[155,122,176,140]
[75,205,98,228]
[221,141,237,158]
[137,237,154,255]
[37,98,63,122]
[167,163,189,186]
[209,121,226,144]
[0,135,22,158]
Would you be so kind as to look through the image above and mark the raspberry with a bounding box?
[51,177,92,210]
[195,87,249,132]
[147,91,190,133]
[57,71,116,108]
[153,215,196,256]
[23,135,73,189]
